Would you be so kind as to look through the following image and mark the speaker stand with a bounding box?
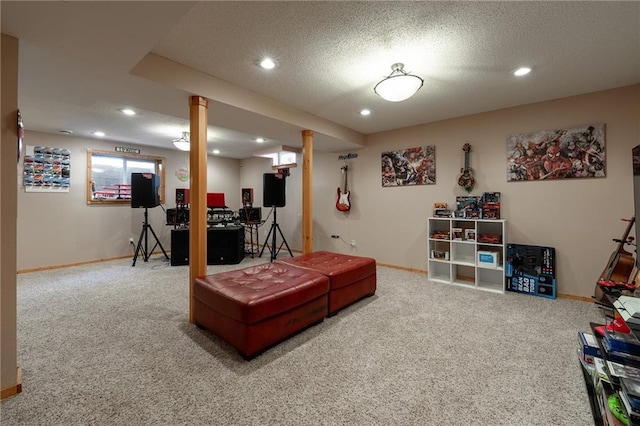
[133,207,169,266]
[259,207,293,262]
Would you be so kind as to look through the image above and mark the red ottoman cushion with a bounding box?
[277,251,376,314]
[194,262,329,324]
[193,262,329,359]
[277,251,375,289]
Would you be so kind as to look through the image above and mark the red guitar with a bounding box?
[336,164,351,212]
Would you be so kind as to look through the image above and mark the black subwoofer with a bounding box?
[207,226,245,265]
[170,228,190,266]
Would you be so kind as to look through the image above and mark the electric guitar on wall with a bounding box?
[457,143,475,193]
[336,164,351,212]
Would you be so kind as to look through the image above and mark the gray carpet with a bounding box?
[1,253,602,425]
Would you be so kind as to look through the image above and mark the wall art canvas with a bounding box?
[381,146,435,187]
[23,145,71,193]
[506,123,605,181]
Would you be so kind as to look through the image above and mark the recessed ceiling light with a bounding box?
[514,67,531,76]
[93,131,105,137]
[212,149,220,155]
[360,109,371,116]
[260,58,276,70]
[256,137,266,143]
[120,108,136,116]
[58,130,73,135]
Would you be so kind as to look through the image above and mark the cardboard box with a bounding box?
[578,332,602,365]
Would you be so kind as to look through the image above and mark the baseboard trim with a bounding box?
[18,254,133,274]
[1,366,22,400]
[378,262,426,274]
[557,293,594,303]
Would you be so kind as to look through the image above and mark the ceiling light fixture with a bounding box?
[93,131,105,137]
[260,58,276,70]
[172,131,190,151]
[360,109,371,116]
[120,108,136,116]
[514,67,531,76]
[374,63,424,102]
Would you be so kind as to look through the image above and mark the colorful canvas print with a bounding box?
[506,123,605,181]
[381,146,435,187]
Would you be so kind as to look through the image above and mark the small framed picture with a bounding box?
[464,229,476,241]
[452,228,463,240]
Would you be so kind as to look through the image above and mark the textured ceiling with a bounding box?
[2,1,639,158]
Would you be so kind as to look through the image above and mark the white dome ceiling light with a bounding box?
[172,131,190,151]
[374,63,424,102]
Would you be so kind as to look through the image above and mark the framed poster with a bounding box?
[506,123,605,181]
[23,145,70,193]
[505,244,556,299]
[381,146,435,187]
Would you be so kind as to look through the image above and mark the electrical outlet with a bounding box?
[351,240,356,247]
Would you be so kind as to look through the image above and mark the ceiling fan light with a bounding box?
[374,63,424,102]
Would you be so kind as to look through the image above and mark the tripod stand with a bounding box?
[259,207,293,262]
[132,207,169,266]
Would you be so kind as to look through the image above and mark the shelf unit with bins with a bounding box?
[427,217,506,294]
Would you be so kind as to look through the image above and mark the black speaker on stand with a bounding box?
[131,173,168,266]
[263,173,285,207]
[260,173,292,261]
[131,173,160,208]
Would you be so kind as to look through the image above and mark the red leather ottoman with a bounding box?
[193,262,329,359]
[277,251,376,315]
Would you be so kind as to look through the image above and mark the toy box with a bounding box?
[455,196,481,219]
[477,250,499,267]
[481,192,501,219]
[505,243,556,299]
[578,332,602,365]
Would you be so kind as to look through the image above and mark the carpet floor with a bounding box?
[1,253,602,425]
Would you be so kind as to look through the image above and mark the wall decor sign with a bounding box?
[175,164,189,182]
[115,146,140,154]
[381,146,435,187]
[506,123,605,181]
[23,145,71,192]
[338,153,358,160]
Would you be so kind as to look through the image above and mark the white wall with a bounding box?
[17,132,241,271]
[304,85,639,298]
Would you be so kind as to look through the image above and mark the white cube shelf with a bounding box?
[427,217,506,294]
